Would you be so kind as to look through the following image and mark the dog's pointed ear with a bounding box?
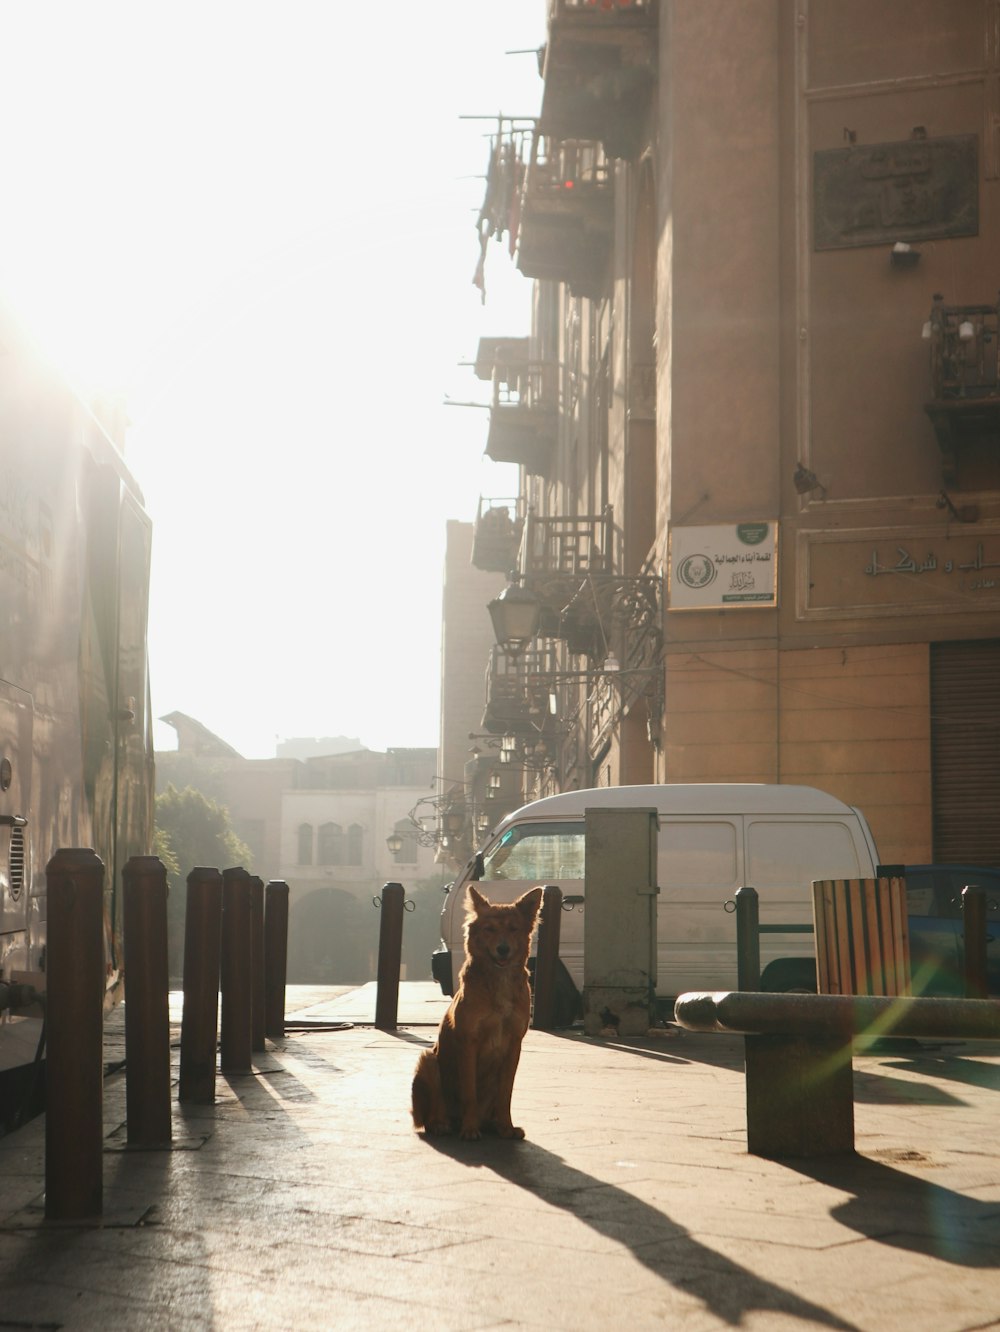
[466,884,489,916]
[515,886,543,924]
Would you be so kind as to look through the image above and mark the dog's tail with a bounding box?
[410,1049,441,1131]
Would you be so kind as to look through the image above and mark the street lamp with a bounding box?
[487,581,541,654]
[385,831,404,856]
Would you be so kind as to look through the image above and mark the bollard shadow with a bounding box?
[852,1069,967,1107]
[885,1049,1000,1095]
[378,1028,437,1048]
[544,1026,742,1070]
[788,1154,1000,1268]
[419,1134,860,1330]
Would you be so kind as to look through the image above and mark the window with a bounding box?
[660,820,738,887]
[347,823,363,866]
[297,823,314,866]
[480,821,585,882]
[746,821,859,888]
[318,822,344,866]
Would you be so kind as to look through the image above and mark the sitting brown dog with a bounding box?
[412,884,543,1141]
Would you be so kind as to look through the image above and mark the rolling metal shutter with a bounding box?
[931,639,1000,864]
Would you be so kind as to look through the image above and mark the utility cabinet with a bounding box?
[582,806,658,1036]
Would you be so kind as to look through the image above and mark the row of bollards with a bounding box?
[180,866,290,1092]
[43,848,289,1222]
[45,861,560,1221]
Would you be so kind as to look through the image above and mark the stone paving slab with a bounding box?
[0,985,999,1329]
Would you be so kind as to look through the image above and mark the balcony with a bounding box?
[471,497,524,574]
[519,509,614,644]
[924,293,1000,482]
[516,136,613,298]
[540,0,658,160]
[485,361,558,474]
[482,645,561,735]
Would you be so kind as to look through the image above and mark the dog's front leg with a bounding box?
[457,1035,482,1140]
[493,1040,525,1140]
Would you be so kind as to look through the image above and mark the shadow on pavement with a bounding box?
[885,1050,1000,1094]
[853,1069,967,1107]
[420,1133,860,1330]
[789,1154,1000,1268]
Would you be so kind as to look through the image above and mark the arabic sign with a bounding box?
[798,529,1000,622]
[813,134,978,250]
[669,523,777,611]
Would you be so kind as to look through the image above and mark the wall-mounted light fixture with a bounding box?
[793,462,827,500]
[936,490,979,524]
[890,241,920,269]
[487,580,541,654]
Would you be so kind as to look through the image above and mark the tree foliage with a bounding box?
[155,783,252,978]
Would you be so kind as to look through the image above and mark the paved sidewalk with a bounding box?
[0,984,999,1330]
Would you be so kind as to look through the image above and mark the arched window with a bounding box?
[297,823,314,866]
[347,823,363,866]
[318,822,344,866]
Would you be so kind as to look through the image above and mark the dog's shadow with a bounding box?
[419,1133,858,1330]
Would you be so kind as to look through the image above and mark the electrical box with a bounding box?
[582,806,658,1036]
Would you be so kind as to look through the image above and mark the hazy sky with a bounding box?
[0,2,544,758]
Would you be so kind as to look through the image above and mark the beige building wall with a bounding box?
[664,641,931,864]
[438,520,506,794]
[654,0,996,863]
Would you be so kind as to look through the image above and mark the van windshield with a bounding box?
[481,821,586,882]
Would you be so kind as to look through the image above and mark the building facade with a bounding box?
[278,746,441,981]
[457,0,1000,869]
[157,718,441,980]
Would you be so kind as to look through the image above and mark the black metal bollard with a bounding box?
[250,876,266,1053]
[179,866,223,1104]
[734,885,761,991]
[532,885,563,1030]
[220,866,253,1073]
[45,848,105,1221]
[374,883,405,1032]
[962,884,989,999]
[264,880,290,1039]
[123,856,172,1145]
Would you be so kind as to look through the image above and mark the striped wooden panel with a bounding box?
[812,879,912,996]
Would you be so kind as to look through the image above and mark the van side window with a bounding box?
[481,822,586,881]
[660,821,738,885]
[747,821,859,887]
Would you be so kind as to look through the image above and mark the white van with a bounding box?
[431,783,881,1004]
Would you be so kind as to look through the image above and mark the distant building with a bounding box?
[155,714,440,981]
[276,736,366,760]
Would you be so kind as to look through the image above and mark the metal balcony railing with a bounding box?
[924,292,1000,482]
[482,645,562,735]
[472,497,524,574]
[521,508,614,578]
[517,135,612,297]
[485,363,558,473]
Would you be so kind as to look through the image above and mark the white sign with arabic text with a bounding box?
[669,523,778,610]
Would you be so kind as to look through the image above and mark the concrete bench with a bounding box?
[673,990,1000,1158]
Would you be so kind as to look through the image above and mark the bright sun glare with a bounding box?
[0,2,544,758]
